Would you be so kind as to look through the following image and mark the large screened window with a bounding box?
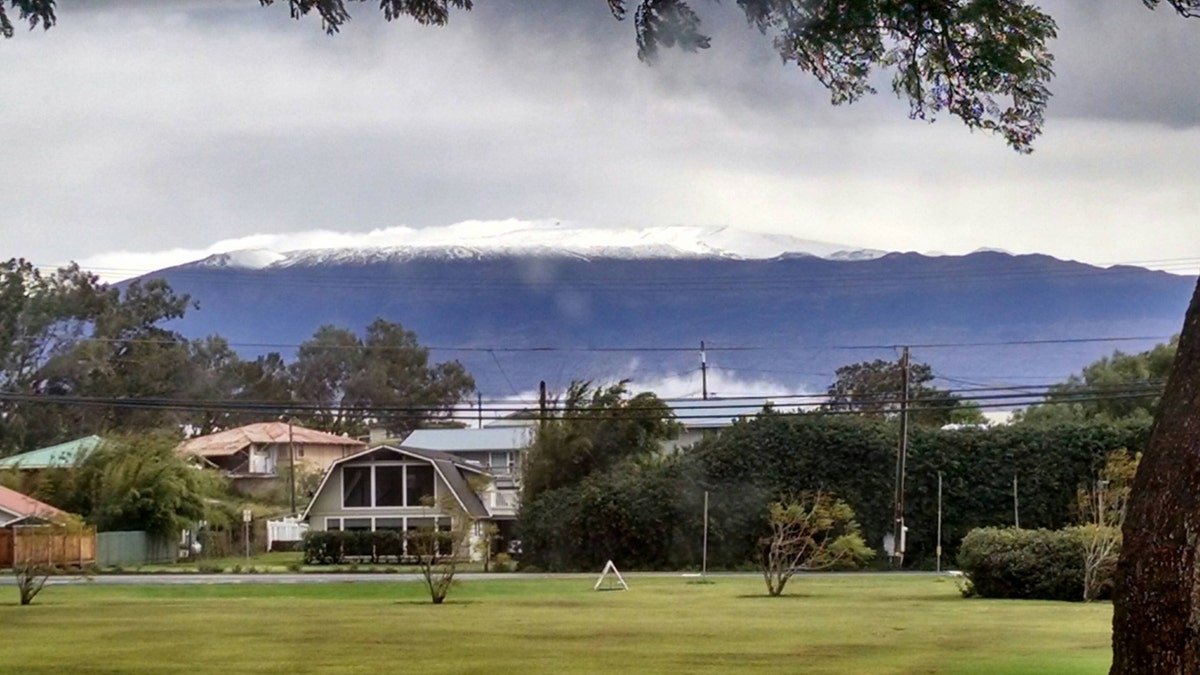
[375,465,405,507]
[342,462,439,508]
[343,466,371,508]
[406,465,435,506]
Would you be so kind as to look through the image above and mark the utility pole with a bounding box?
[702,490,709,578]
[1013,474,1020,528]
[1097,478,1110,527]
[477,391,483,429]
[538,381,547,429]
[287,416,296,515]
[700,341,709,400]
[891,346,910,567]
[936,471,943,573]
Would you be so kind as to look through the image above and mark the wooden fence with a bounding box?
[0,525,97,569]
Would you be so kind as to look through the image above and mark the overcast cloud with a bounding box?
[2,0,1198,275]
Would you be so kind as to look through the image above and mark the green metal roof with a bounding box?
[0,435,105,470]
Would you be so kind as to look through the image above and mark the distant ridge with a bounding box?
[134,239,1197,400]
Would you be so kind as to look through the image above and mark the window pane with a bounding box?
[326,518,341,531]
[343,518,371,531]
[375,518,405,531]
[343,466,371,508]
[375,466,404,507]
[406,465,435,506]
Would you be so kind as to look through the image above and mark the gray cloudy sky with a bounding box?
[3,0,1199,276]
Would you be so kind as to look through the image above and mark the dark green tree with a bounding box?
[522,380,678,501]
[0,264,196,451]
[183,335,251,435]
[289,319,474,436]
[58,434,222,538]
[0,260,112,452]
[1018,338,1178,425]
[38,279,194,433]
[824,358,985,427]
[234,352,293,403]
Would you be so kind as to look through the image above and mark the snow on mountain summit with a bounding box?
[189,222,887,269]
[196,249,287,269]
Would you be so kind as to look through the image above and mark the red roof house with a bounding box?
[0,485,68,527]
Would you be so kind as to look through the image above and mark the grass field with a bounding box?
[0,575,1111,674]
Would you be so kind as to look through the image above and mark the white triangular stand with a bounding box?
[594,560,629,591]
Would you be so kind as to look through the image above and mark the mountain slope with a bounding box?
[132,247,1197,398]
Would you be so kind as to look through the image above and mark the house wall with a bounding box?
[263,442,364,475]
[0,508,18,527]
[306,457,461,532]
[291,443,365,471]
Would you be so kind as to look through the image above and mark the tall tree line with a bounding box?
[0,260,474,455]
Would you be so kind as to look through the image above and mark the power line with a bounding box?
[5,333,1178,354]
[0,383,1164,422]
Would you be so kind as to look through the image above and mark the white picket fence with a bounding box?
[266,517,308,551]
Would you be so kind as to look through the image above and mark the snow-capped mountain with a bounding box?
[134,237,1196,399]
[187,222,887,270]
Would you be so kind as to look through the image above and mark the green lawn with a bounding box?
[0,575,1111,674]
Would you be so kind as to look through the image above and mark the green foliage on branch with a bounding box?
[0,261,195,452]
[60,435,221,537]
[518,459,691,571]
[759,491,872,596]
[1018,337,1178,425]
[289,318,475,437]
[824,358,985,427]
[522,380,678,501]
[0,260,476,453]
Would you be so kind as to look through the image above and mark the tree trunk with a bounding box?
[1112,278,1200,673]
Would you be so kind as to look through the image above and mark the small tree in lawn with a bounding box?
[1077,449,1139,602]
[758,491,872,597]
[408,497,475,605]
[12,515,87,606]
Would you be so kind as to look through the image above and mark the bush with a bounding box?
[303,530,346,565]
[956,527,1088,601]
[302,530,409,565]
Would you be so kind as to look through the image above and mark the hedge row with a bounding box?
[517,415,1148,571]
[302,530,454,565]
[956,527,1116,601]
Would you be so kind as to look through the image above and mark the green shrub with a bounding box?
[303,530,342,564]
[302,529,409,565]
[956,527,1086,601]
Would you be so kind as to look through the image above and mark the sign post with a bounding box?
[243,509,252,560]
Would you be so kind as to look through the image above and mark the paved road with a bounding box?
[0,570,945,586]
